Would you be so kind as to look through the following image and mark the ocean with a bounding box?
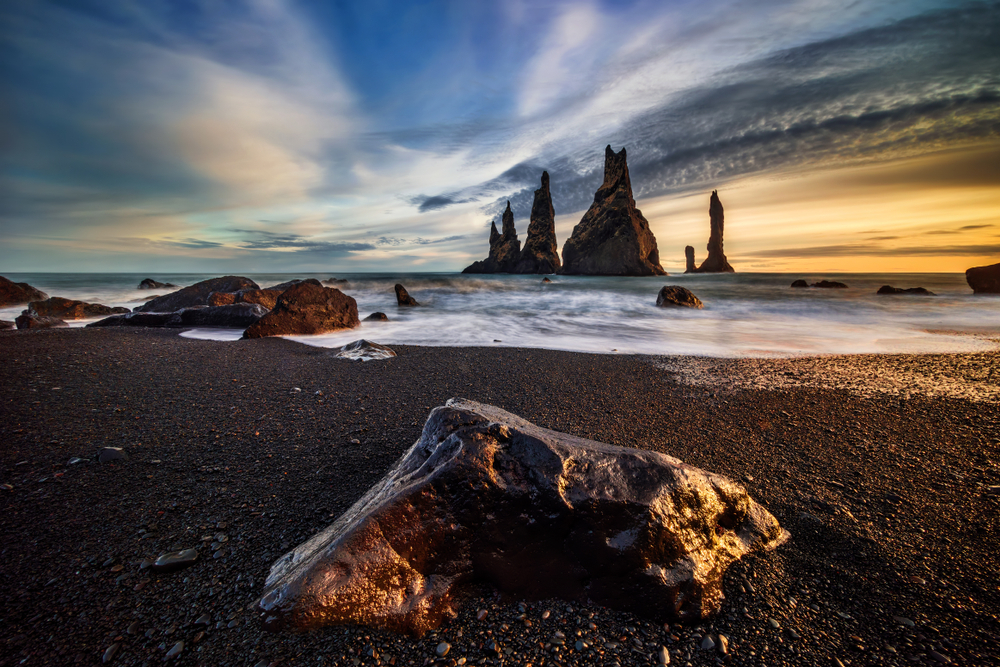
[3,272,998,357]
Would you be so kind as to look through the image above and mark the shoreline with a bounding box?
[1,328,997,666]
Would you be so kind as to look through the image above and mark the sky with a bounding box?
[1,0,998,273]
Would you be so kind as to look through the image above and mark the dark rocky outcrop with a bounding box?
[26,297,129,320]
[790,280,809,288]
[513,172,561,274]
[87,312,180,328]
[266,279,323,292]
[685,246,696,274]
[175,304,267,328]
[966,262,1000,294]
[542,277,552,283]
[363,312,389,322]
[656,286,704,309]
[687,191,734,273]
[812,280,848,289]
[395,284,419,307]
[258,399,787,636]
[15,314,68,329]
[323,278,351,288]
[877,285,936,296]
[207,289,280,311]
[0,320,14,330]
[243,283,359,339]
[462,202,522,274]
[0,276,48,306]
[335,339,397,361]
[559,146,664,276]
[136,276,259,313]
[138,278,176,290]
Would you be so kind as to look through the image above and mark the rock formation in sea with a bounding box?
[812,280,848,289]
[559,146,665,276]
[790,280,809,288]
[966,262,1000,294]
[512,172,561,274]
[15,313,68,329]
[138,278,176,290]
[258,399,787,636]
[656,286,704,309]
[685,246,696,273]
[136,276,259,313]
[877,285,936,296]
[697,191,734,273]
[395,284,419,307]
[363,312,389,322]
[462,202,522,274]
[243,283,359,339]
[0,276,48,307]
[26,297,129,320]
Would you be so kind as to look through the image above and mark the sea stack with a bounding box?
[688,191,734,273]
[462,202,522,273]
[684,246,696,274]
[559,146,665,276]
[513,172,561,274]
[966,262,1000,294]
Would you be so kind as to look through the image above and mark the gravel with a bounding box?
[0,327,998,666]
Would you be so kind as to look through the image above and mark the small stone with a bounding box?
[700,635,715,650]
[227,619,239,628]
[152,548,199,573]
[102,642,120,664]
[717,634,729,655]
[929,650,951,664]
[833,658,846,667]
[768,618,781,629]
[657,645,670,664]
[476,609,488,621]
[164,641,183,661]
[193,632,205,643]
[893,616,916,628]
[291,387,301,393]
[195,614,211,626]
[436,642,450,657]
[139,559,154,570]
[110,564,124,572]
[98,447,128,463]
[126,621,139,636]
[134,578,150,591]
[787,628,801,640]
[541,609,551,620]
[575,640,586,651]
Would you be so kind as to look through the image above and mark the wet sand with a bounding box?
[0,327,997,666]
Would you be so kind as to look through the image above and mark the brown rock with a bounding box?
[15,314,68,329]
[463,202,522,274]
[395,284,419,307]
[266,279,323,292]
[694,191,734,273]
[243,283,359,339]
[812,280,848,289]
[363,312,389,322]
[0,320,14,330]
[966,262,1000,294]
[26,297,129,320]
[0,276,48,307]
[207,289,279,310]
[135,276,259,313]
[513,172,561,274]
[138,278,176,289]
[258,399,787,636]
[559,146,665,276]
[656,286,704,309]
[877,285,935,296]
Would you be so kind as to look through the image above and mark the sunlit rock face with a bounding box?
[258,399,787,636]
[136,276,259,313]
[243,283,359,338]
[27,297,129,319]
[694,191,734,274]
[966,262,1000,294]
[559,146,665,276]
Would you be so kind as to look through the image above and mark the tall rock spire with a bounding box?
[462,202,522,273]
[514,171,561,274]
[695,191,734,273]
[558,146,665,276]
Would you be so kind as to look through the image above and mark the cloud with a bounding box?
[376,235,469,246]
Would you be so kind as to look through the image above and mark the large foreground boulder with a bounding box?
[135,276,259,312]
[559,146,665,276]
[966,262,1000,294]
[243,283,359,339]
[258,399,787,636]
[0,276,48,306]
[656,286,704,309]
[27,297,129,320]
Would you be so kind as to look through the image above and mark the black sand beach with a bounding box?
[1,327,998,666]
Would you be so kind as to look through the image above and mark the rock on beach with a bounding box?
[656,286,704,309]
[0,276,48,306]
[26,297,130,320]
[243,282,359,338]
[135,276,260,313]
[258,399,787,635]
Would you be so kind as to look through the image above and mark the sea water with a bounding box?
[3,272,998,357]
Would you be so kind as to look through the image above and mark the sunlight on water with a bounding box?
[5,272,999,357]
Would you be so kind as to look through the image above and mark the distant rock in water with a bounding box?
[966,262,1000,294]
[685,246,696,274]
[243,283,359,339]
[513,172,561,274]
[656,286,704,309]
[559,146,665,276]
[687,191,734,273]
[138,278,176,290]
[266,279,323,292]
[136,276,259,313]
[0,276,48,306]
[812,280,848,289]
[395,284,419,307]
[257,399,787,635]
[463,202,522,273]
[542,277,552,283]
[790,280,810,288]
[27,297,129,320]
[877,285,935,296]
[363,312,389,322]
[15,313,68,329]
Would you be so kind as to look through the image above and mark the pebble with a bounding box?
[657,645,670,664]
[164,641,183,661]
[929,650,951,664]
[126,621,139,635]
[717,634,729,655]
[195,614,211,626]
[436,642,450,657]
[152,548,199,573]
[768,618,781,629]
[476,609,488,621]
[787,628,801,640]
[894,615,916,628]
[541,609,551,620]
[102,642,120,664]
[700,635,715,650]
[98,447,128,463]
